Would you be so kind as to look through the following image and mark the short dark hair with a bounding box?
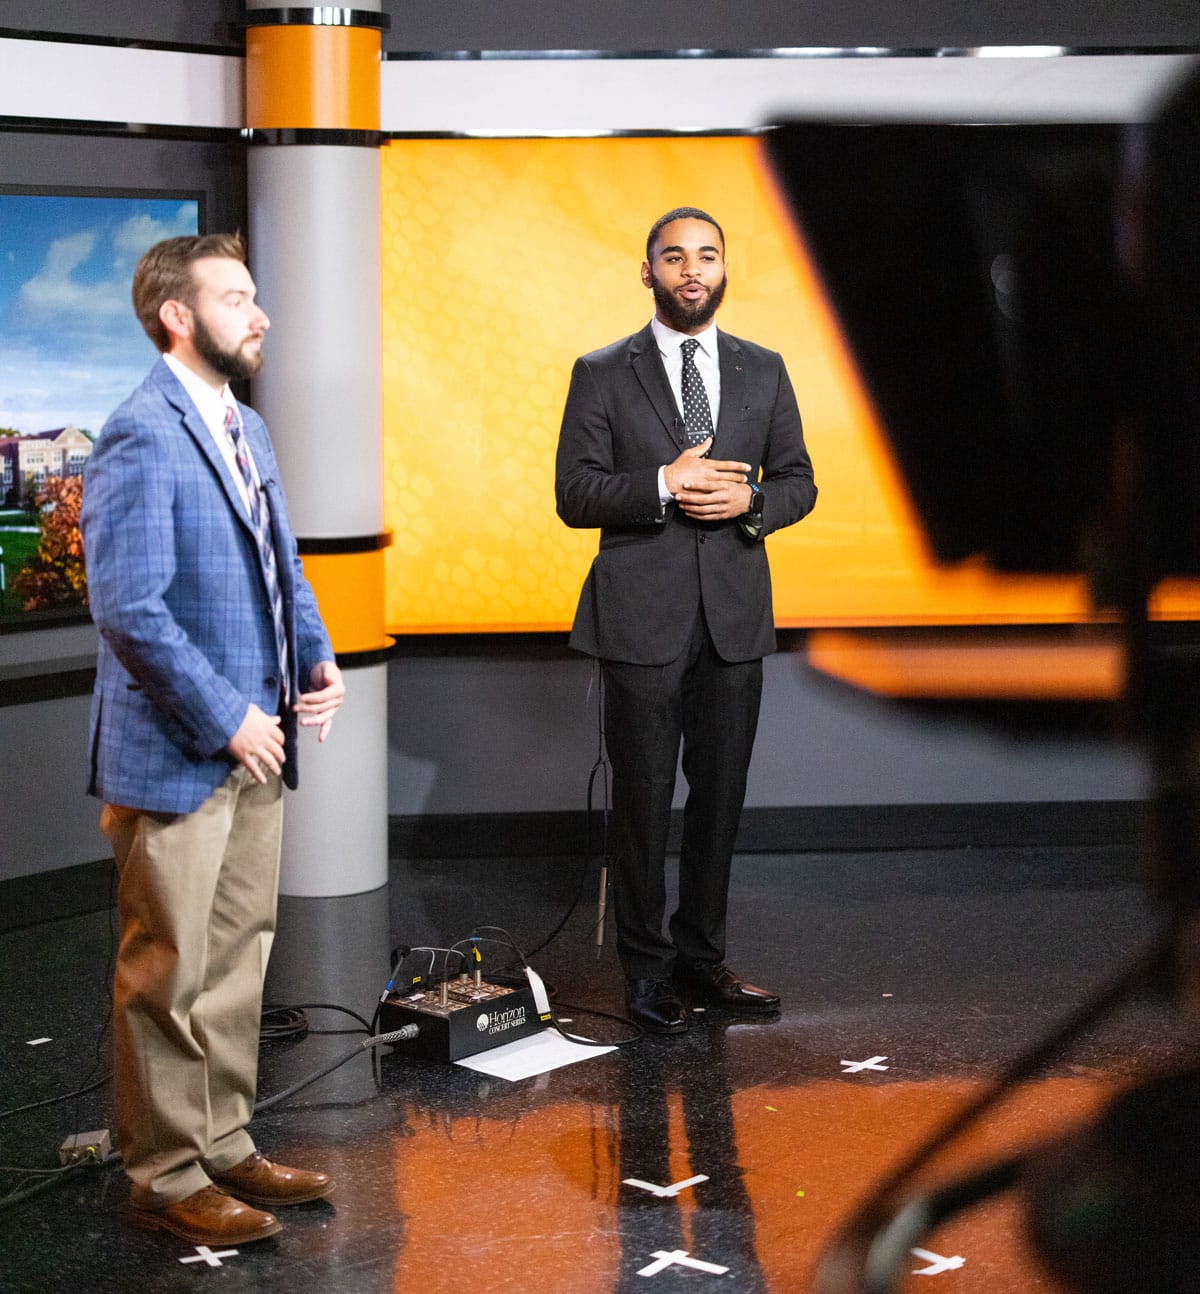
[132,232,248,352]
[645,207,725,262]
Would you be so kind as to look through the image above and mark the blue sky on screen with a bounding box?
[0,194,198,435]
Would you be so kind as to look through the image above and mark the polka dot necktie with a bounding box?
[680,337,714,447]
[225,404,290,702]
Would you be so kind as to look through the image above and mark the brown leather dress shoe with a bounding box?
[209,1151,335,1207]
[673,961,781,1015]
[130,1184,282,1245]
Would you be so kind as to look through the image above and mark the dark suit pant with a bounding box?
[603,611,763,980]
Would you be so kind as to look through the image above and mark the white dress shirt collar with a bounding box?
[651,315,720,360]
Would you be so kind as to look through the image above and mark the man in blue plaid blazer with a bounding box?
[81,234,344,1247]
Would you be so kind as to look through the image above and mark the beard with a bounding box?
[650,269,727,333]
[192,311,264,382]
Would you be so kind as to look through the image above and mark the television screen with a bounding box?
[0,188,200,627]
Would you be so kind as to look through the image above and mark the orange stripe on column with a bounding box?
[300,549,391,654]
[246,26,381,130]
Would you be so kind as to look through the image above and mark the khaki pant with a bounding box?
[101,768,283,1208]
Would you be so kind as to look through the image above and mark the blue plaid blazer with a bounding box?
[81,357,334,815]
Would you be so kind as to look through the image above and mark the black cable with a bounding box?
[0,1161,90,1211]
[550,1000,644,1046]
[587,662,612,951]
[378,686,629,1054]
[453,929,525,961]
[0,1161,93,1176]
[525,760,610,962]
[253,1026,418,1113]
[0,1152,119,1214]
[521,661,611,964]
[296,1001,374,1032]
[0,1074,109,1123]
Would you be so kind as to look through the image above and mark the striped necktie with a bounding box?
[680,337,714,446]
[224,404,290,703]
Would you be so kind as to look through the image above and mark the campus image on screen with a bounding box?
[0,190,199,624]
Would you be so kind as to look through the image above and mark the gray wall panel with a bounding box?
[0,641,1150,883]
[10,2,1199,53]
[5,1,243,49]
[385,0,1200,53]
[385,647,1146,817]
[0,693,107,877]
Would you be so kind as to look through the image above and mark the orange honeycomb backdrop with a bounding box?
[380,136,1198,633]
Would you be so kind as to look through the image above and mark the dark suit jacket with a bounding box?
[81,358,334,815]
[555,323,816,665]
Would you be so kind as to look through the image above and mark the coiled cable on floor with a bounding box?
[259,1002,375,1044]
[259,1004,309,1042]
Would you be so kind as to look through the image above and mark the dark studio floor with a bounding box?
[1,841,1193,1293]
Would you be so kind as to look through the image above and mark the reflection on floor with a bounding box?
[1,845,1190,1292]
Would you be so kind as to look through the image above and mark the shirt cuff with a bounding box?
[657,466,673,506]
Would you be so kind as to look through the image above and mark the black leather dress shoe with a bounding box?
[625,977,688,1035]
[673,962,781,1015]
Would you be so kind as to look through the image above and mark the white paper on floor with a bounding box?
[455,1030,615,1081]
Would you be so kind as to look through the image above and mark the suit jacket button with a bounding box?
[265,675,278,689]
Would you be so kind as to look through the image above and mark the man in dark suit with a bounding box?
[81,234,344,1245]
[555,207,817,1034]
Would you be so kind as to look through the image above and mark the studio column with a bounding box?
[243,2,391,896]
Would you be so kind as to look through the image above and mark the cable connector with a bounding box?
[58,1130,111,1166]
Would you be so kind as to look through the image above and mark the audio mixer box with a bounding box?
[378,974,552,1063]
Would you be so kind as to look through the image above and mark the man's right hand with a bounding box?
[663,438,752,503]
[228,703,286,784]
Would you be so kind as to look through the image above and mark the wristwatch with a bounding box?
[740,482,765,540]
